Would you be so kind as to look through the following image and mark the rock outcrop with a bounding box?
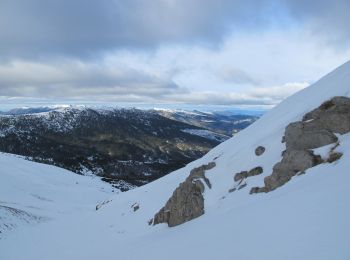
[251,96,350,194]
[153,162,216,227]
[255,146,265,156]
[234,166,263,182]
[263,150,323,192]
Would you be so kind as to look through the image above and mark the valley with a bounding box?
[0,107,256,190]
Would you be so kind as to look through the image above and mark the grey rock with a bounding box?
[234,166,263,182]
[250,186,267,194]
[249,166,263,176]
[327,152,343,163]
[263,150,322,192]
[255,146,266,156]
[153,162,216,227]
[189,162,215,189]
[252,97,350,193]
[153,181,204,227]
[234,171,248,182]
[285,122,338,150]
[302,96,350,134]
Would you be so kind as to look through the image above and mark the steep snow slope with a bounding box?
[1,61,350,260]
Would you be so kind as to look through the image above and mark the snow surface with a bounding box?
[1,61,350,259]
[181,128,229,142]
[0,153,116,238]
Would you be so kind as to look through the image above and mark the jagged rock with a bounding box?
[234,171,248,182]
[263,150,323,192]
[283,96,350,150]
[251,96,350,193]
[153,162,215,227]
[285,122,338,150]
[234,166,263,182]
[153,181,204,227]
[188,162,215,189]
[250,186,266,194]
[302,97,350,134]
[327,152,343,163]
[250,166,263,176]
[255,146,265,156]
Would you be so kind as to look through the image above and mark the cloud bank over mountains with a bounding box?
[0,0,349,108]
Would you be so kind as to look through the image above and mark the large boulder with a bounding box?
[153,162,216,227]
[302,96,350,134]
[153,181,204,227]
[263,150,322,192]
[285,122,338,150]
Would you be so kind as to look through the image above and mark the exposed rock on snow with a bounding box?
[261,150,323,192]
[234,166,263,182]
[285,121,338,150]
[131,203,140,212]
[302,96,350,134]
[327,151,343,163]
[251,96,350,193]
[153,162,215,227]
[255,146,265,156]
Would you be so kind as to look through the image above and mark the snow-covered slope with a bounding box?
[0,153,116,238]
[1,61,350,259]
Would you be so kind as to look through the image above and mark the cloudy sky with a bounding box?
[1,0,350,110]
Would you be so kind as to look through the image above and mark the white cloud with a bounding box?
[0,28,349,108]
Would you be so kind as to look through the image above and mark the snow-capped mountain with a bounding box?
[0,107,231,191]
[1,61,350,259]
[155,108,259,135]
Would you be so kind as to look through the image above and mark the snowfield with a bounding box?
[181,128,229,142]
[0,153,116,238]
[1,61,350,259]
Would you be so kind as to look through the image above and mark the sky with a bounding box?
[0,0,350,110]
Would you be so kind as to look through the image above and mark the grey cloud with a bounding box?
[219,67,259,85]
[0,0,280,59]
[0,0,349,60]
[0,60,184,98]
[0,59,308,106]
[285,0,350,48]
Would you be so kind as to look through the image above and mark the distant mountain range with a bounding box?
[0,106,257,190]
[155,109,259,135]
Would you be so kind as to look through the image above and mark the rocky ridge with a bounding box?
[251,96,350,193]
[154,96,350,227]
